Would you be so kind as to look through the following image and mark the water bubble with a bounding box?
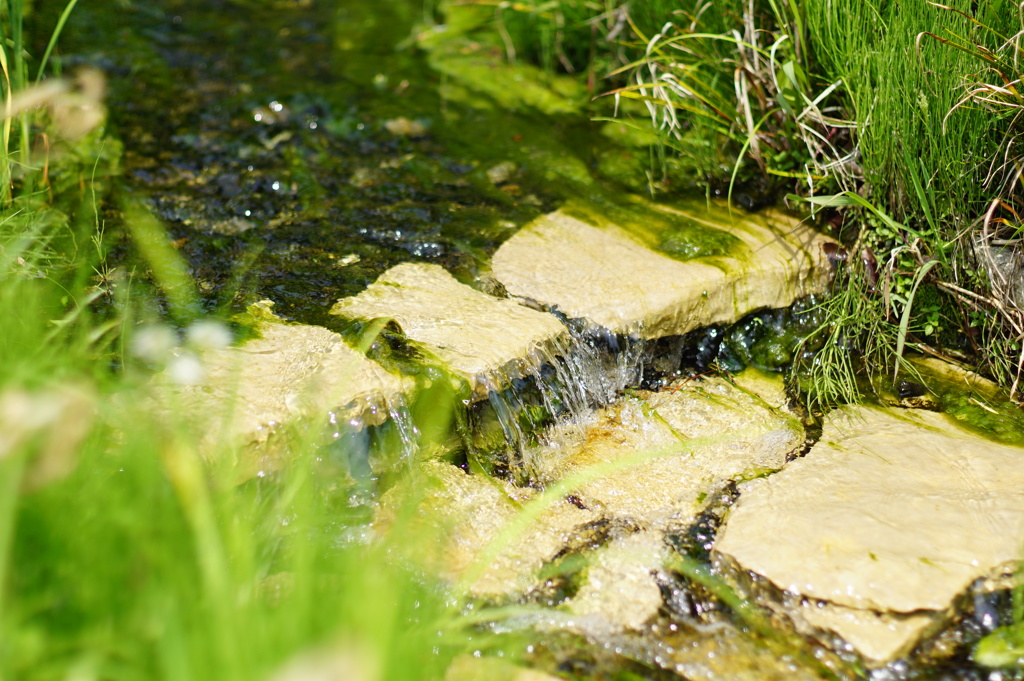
[269,100,283,113]
[271,180,281,191]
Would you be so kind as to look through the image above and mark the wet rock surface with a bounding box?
[492,209,832,339]
[156,312,410,470]
[378,373,837,678]
[528,375,803,532]
[330,262,570,397]
[377,458,599,599]
[715,405,1024,665]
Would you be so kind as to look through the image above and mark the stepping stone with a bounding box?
[564,529,667,631]
[160,315,410,469]
[377,458,599,599]
[330,262,569,398]
[491,208,831,339]
[530,373,804,531]
[714,405,1024,665]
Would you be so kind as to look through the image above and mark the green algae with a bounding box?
[426,41,585,116]
[558,198,747,267]
[904,358,1024,447]
[681,298,826,376]
[657,221,739,261]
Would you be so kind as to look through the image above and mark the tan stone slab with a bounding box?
[330,262,569,396]
[798,601,940,666]
[167,321,410,452]
[377,459,598,599]
[715,406,1024,615]
[530,374,803,530]
[567,530,667,632]
[491,209,830,340]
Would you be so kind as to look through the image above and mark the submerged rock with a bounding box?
[714,405,1024,665]
[594,625,829,681]
[796,600,938,664]
[491,209,831,339]
[331,262,569,397]
[564,529,667,632]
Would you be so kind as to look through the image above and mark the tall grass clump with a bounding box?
[4,399,470,681]
[617,0,859,200]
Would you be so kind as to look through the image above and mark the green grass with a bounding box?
[10,0,1024,676]
[4,401,470,681]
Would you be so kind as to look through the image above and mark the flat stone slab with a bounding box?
[566,530,667,632]
[715,405,1024,664]
[165,320,410,455]
[378,459,599,598]
[491,208,831,339]
[530,374,804,531]
[330,262,569,397]
[797,601,939,665]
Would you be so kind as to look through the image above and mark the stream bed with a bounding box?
[56,1,1024,680]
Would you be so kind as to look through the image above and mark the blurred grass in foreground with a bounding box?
[0,3,481,680]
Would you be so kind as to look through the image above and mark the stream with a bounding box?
[54,1,1024,680]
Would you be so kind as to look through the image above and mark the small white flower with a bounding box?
[186,320,232,352]
[131,325,178,363]
[167,353,206,386]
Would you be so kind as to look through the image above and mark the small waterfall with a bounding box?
[463,320,652,480]
[323,392,419,503]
